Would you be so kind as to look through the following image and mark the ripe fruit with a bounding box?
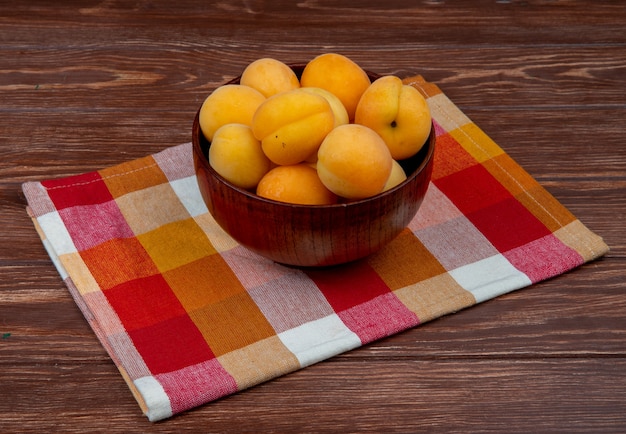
[300,53,371,121]
[208,123,271,190]
[199,54,432,206]
[257,164,338,205]
[251,89,335,166]
[240,58,300,98]
[300,87,349,128]
[383,159,407,192]
[199,84,266,141]
[317,124,393,200]
[354,75,432,160]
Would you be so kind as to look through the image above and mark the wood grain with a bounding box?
[1,1,625,432]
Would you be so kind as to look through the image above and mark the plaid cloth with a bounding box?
[22,75,608,422]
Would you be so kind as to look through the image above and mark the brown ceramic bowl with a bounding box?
[192,65,435,267]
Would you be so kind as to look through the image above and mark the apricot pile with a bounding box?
[199,53,432,205]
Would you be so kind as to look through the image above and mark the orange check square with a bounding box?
[431,132,479,180]
[137,217,217,273]
[189,291,276,357]
[369,230,447,290]
[163,254,247,312]
[101,155,169,198]
[79,236,160,290]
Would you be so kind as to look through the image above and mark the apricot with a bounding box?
[257,164,338,205]
[208,123,272,190]
[300,53,371,121]
[300,87,349,128]
[240,58,300,98]
[199,84,266,141]
[251,89,335,166]
[382,159,407,192]
[355,75,432,160]
[317,124,393,200]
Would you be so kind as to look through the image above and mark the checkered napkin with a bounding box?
[22,75,608,422]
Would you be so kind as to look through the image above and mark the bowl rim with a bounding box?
[192,65,436,210]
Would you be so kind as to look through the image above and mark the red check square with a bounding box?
[105,274,188,331]
[468,196,552,253]
[307,261,392,312]
[129,315,215,375]
[435,163,513,215]
[43,172,114,209]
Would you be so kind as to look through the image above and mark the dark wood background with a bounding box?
[1,1,625,432]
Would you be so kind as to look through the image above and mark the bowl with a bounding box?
[192,65,435,267]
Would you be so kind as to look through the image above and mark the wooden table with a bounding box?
[2,1,625,432]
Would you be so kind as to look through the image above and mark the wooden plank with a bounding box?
[1,0,624,431]
[2,47,625,110]
[1,359,625,432]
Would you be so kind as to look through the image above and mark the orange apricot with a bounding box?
[256,164,338,205]
[316,124,393,199]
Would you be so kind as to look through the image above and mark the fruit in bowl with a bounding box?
[192,54,435,267]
